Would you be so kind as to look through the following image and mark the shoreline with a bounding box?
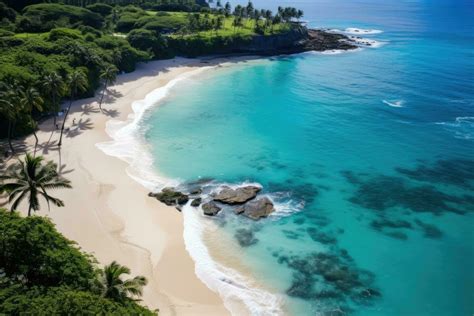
[1,57,256,315]
[0,44,364,315]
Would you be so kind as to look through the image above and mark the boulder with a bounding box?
[236,197,275,220]
[191,198,202,207]
[202,202,222,216]
[213,186,261,204]
[149,188,189,206]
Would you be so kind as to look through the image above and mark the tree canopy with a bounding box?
[0,209,155,315]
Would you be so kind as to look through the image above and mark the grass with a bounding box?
[14,33,49,39]
[168,14,291,39]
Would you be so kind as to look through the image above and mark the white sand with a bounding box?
[0,57,260,315]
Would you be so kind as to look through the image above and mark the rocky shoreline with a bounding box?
[149,184,276,221]
[232,27,358,56]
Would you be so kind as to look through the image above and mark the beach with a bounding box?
[1,58,235,316]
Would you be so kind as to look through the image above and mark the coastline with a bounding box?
[1,57,251,315]
[0,40,362,315]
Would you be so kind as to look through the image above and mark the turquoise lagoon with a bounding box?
[138,1,473,315]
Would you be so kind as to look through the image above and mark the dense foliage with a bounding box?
[0,0,303,150]
[0,209,155,315]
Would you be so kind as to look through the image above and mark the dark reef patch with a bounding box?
[396,159,474,189]
[341,171,468,216]
[234,228,259,247]
[280,250,380,313]
[268,181,320,206]
[307,227,337,244]
[414,219,443,239]
[370,218,412,231]
[283,229,301,240]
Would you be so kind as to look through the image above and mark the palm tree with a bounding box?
[98,261,147,302]
[0,153,71,216]
[58,70,88,147]
[0,85,20,155]
[19,86,43,155]
[98,65,118,111]
[42,72,65,128]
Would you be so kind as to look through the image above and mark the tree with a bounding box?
[42,72,66,128]
[19,86,43,155]
[0,85,20,154]
[58,69,88,147]
[98,261,147,303]
[297,10,304,22]
[224,2,231,18]
[0,153,71,216]
[0,210,95,288]
[214,15,224,35]
[98,65,118,111]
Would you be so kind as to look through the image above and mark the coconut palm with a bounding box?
[58,70,88,147]
[98,65,118,111]
[98,261,147,302]
[42,72,66,128]
[0,85,20,154]
[19,86,43,155]
[0,153,71,216]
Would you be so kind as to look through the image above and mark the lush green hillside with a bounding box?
[0,0,303,152]
[0,209,155,315]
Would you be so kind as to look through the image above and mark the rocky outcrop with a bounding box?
[149,188,189,206]
[233,27,357,56]
[202,201,222,216]
[213,186,261,205]
[235,197,275,220]
[191,198,202,207]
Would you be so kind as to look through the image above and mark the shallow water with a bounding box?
[141,1,474,315]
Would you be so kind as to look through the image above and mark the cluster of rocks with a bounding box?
[148,185,276,221]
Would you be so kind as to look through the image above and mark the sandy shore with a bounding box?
[0,57,254,315]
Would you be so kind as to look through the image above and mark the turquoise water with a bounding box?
[142,1,474,315]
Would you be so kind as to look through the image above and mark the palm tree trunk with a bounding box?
[28,204,32,217]
[7,120,14,154]
[32,130,39,157]
[58,96,73,148]
[99,82,107,111]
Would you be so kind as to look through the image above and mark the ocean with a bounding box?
[112,0,473,315]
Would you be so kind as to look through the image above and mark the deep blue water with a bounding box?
[142,1,474,315]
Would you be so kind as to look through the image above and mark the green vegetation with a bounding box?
[0,0,303,151]
[0,153,72,216]
[0,209,155,315]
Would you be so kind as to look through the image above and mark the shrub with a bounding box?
[86,3,113,17]
[22,4,104,32]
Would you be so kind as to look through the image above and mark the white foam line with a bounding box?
[97,66,213,191]
[96,62,286,315]
[182,204,284,316]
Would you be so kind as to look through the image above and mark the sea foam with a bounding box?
[96,64,285,315]
[383,100,405,108]
[436,116,474,140]
[182,204,284,316]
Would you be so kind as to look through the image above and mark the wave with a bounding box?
[348,36,387,48]
[182,204,284,316]
[383,99,405,108]
[435,116,474,140]
[306,47,363,56]
[344,27,383,35]
[97,67,214,191]
[328,27,383,35]
[96,64,285,315]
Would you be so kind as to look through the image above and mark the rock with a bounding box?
[236,197,275,220]
[150,188,189,206]
[191,198,202,207]
[202,202,222,216]
[213,186,261,204]
[190,188,202,195]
